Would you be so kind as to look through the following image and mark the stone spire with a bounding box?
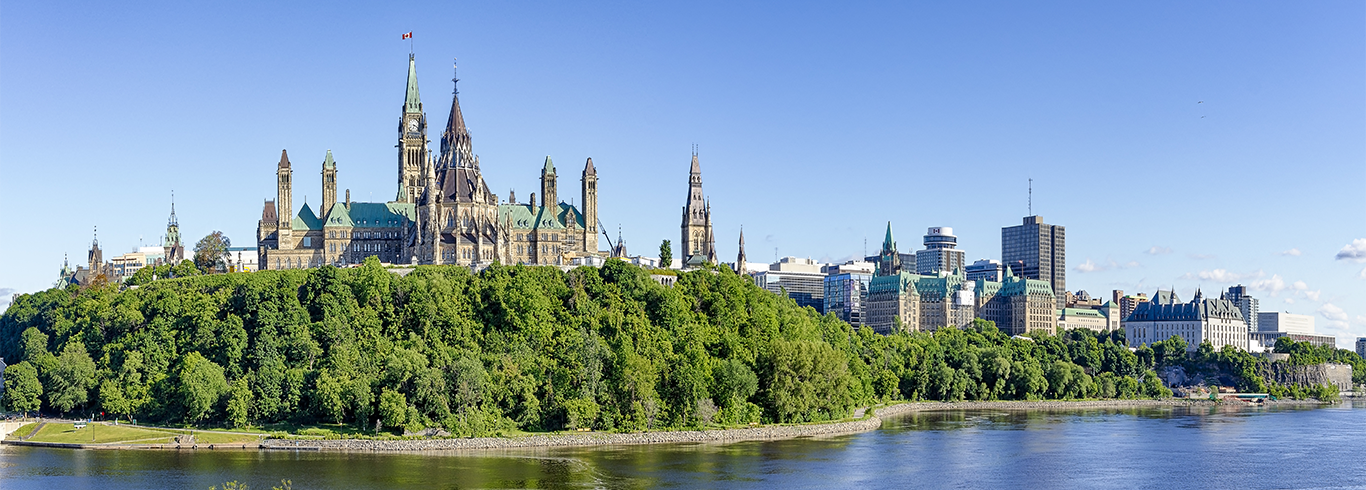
[736,226,747,274]
[439,59,473,170]
[877,221,901,277]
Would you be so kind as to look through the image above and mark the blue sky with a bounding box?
[2,1,1363,345]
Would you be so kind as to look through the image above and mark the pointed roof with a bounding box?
[542,156,555,174]
[690,154,701,174]
[583,157,596,176]
[324,202,354,227]
[323,150,335,169]
[167,193,179,227]
[278,149,291,169]
[404,54,421,113]
[883,221,894,248]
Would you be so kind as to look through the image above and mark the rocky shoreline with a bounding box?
[261,398,1329,452]
[5,398,1331,453]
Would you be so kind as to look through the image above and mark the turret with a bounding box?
[581,157,598,252]
[322,150,338,213]
[540,156,557,208]
[277,150,294,250]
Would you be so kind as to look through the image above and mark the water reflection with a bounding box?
[1,402,1363,489]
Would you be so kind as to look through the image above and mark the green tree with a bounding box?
[193,231,232,273]
[47,341,96,414]
[712,359,759,408]
[378,388,408,431]
[19,327,49,364]
[226,377,253,428]
[180,352,230,422]
[314,370,348,424]
[98,380,131,419]
[659,240,672,269]
[3,361,43,413]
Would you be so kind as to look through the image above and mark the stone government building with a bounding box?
[257,54,603,269]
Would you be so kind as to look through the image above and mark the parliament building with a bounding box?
[257,54,602,269]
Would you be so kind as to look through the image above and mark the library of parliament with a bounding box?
[257,54,621,270]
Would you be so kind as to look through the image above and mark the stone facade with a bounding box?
[974,267,1058,336]
[680,152,716,267]
[258,54,605,270]
[1123,289,1249,352]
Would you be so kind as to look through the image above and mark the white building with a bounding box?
[1122,289,1248,352]
[1252,311,1335,348]
[1258,311,1314,334]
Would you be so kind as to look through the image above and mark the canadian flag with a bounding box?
[402,32,412,40]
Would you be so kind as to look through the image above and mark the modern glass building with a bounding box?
[825,272,873,327]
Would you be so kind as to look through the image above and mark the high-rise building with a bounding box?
[965,259,1003,282]
[1118,292,1149,321]
[1223,285,1259,333]
[1001,216,1066,308]
[1357,337,1366,360]
[916,227,966,275]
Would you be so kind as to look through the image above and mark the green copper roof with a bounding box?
[542,156,555,174]
[883,222,894,249]
[348,202,415,228]
[500,202,584,230]
[870,272,921,295]
[292,203,323,231]
[405,54,421,114]
[323,150,335,169]
[323,202,353,227]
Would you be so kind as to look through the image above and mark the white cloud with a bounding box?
[1181,269,1263,283]
[1146,246,1173,255]
[1291,281,1308,291]
[1074,258,1139,274]
[0,288,13,311]
[1250,274,1287,296]
[1075,259,1102,273]
[1304,290,1321,302]
[1359,266,1366,280]
[1285,298,1295,304]
[1280,248,1302,256]
[1188,253,1217,260]
[1318,303,1350,330]
[1336,239,1366,262]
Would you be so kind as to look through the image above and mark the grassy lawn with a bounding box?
[27,423,176,444]
[6,423,40,440]
[186,431,261,444]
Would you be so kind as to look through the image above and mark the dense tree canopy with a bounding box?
[2,258,1357,434]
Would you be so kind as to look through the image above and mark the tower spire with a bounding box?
[404,53,422,114]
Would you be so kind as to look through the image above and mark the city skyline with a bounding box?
[1,1,1362,346]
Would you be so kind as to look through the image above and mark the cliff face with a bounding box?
[1259,362,1353,391]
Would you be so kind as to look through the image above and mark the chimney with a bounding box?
[345,189,351,207]
[530,192,537,209]
[509,189,516,204]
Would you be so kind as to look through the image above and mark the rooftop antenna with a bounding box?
[1028,178,1033,216]
[452,58,459,96]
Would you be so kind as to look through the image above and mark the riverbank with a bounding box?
[3,398,1331,452]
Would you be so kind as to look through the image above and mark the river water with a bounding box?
[3,402,1364,489]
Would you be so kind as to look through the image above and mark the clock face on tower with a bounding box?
[407,119,419,132]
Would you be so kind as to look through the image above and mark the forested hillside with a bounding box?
[1,259,1355,435]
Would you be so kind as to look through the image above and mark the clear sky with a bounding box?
[2,1,1363,345]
